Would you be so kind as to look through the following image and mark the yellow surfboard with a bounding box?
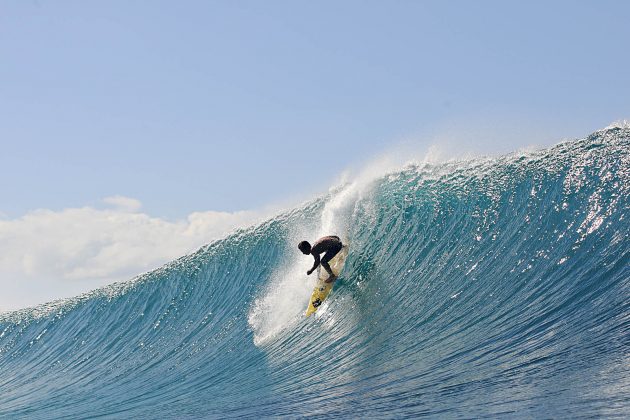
[305,245,349,317]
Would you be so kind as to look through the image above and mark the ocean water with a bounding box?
[1,127,628,418]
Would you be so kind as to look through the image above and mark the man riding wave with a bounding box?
[298,235,343,283]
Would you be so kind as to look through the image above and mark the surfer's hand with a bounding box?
[307,269,313,275]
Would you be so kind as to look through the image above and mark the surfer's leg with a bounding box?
[321,260,334,277]
[321,243,342,281]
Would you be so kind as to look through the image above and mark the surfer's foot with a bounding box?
[325,274,337,283]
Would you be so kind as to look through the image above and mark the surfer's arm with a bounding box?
[307,254,320,275]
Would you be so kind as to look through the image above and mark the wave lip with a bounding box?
[1,127,629,418]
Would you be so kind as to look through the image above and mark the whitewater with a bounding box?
[1,127,628,418]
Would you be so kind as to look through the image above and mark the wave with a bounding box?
[1,127,628,418]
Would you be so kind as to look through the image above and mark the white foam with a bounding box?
[248,256,312,346]
[602,119,630,130]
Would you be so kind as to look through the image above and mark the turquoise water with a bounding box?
[1,128,628,418]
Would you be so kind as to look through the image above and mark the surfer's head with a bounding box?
[298,241,311,255]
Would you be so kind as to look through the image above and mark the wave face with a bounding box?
[1,128,629,418]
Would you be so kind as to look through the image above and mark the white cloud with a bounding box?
[0,199,269,312]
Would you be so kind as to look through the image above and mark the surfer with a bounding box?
[298,235,343,283]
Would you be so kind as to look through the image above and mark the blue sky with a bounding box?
[1,1,629,310]
[2,0,629,219]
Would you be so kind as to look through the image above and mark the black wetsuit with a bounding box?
[308,235,343,278]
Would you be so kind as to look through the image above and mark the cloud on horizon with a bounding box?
[0,196,268,312]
